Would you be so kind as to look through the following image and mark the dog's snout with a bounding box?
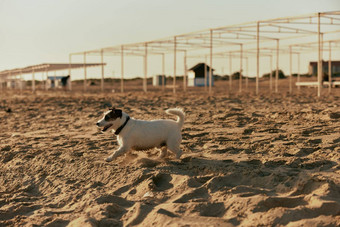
[96,122,100,126]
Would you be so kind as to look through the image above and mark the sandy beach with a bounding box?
[0,79,340,226]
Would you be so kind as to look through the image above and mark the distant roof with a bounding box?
[47,76,64,80]
[309,61,340,66]
[189,63,215,71]
[0,63,105,77]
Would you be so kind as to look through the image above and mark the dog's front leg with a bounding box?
[105,146,128,162]
[159,146,168,159]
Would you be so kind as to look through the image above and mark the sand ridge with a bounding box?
[0,86,340,226]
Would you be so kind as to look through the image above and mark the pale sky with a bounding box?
[1,0,339,79]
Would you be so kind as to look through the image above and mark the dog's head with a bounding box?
[96,107,123,132]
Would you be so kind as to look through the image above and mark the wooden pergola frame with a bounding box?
[0,63,105,92]
[3,11,338,96]
[69,11,340,97]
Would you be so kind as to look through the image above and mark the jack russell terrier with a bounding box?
[97,107,185,162]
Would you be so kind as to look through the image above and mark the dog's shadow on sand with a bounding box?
[108,154,337,226]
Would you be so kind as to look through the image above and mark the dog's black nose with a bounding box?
[96,122,100,126]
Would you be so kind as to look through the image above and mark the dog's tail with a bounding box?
[166,108,185,129]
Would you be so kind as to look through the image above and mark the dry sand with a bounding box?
[0,80,340,226]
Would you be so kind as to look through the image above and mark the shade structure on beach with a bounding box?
[0,63,105,75]
[0,63,106,92]
[69,11,340,97]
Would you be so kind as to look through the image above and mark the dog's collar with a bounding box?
[114,116,130,135]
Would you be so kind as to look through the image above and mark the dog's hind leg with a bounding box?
[167,134,182,159]
[106,146,129,162]
[167,143,182,159]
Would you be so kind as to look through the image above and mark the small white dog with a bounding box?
[96,107,185,162]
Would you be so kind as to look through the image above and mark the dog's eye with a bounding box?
[104,115,110,121]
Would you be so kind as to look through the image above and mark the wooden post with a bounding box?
[289,45,292,94]
[162,53,165,91]
[20,69,23,93]
[0,74,2,90]
[328,41,332,94]
[101,49,105,92]
[317,13,322,97]
[229,52,232,92]
[173,36,177,94]
[204,55,207,91]
[32,68,35,92]
[239,44,243,93]
[68,54,72,91]
[120,46,124,93]
[246,57,249,90]
[54,71,57,90]
[9,72,12,89]
[275,39,279,93]
[144,43,148,92]
[41,71,45,90]
[269,55,273,92]
[184,50,187,92]
[41,68,47,91]
[84,52,87,92]
[256,21,260,95]
[209,29,213,94]
[297,53,300,91]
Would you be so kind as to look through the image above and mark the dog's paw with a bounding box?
[158,151,167,159]
[105,156,113,162]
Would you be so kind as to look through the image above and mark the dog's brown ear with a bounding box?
[115,109,122,118]
[109,108,122,118]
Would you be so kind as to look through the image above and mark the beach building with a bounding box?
[309,61,340,76]
[6,79,25,89]
[187,63,214,87]
[153,75,166,86]
[47,76,64,89]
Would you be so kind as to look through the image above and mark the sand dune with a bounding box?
[1,81,340,226]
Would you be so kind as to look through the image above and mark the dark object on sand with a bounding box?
[61,75,70,87]
[0,106,11,113]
